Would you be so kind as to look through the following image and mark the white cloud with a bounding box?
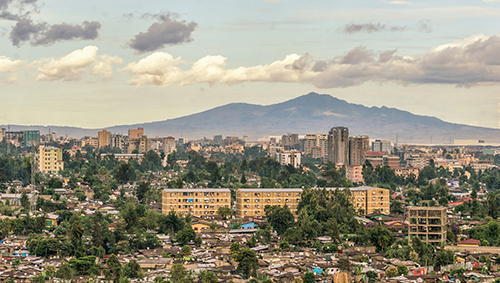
[34,46,122,81]
[384,1,415,6]
[0,56,23,82]
[122,33,500,89]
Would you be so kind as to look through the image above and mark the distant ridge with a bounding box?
[3,92,500,143]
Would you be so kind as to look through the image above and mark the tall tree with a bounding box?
[236,248,259,279]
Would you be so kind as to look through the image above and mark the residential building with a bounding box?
[127,136,151,153]
[386,155,400,168]
[24,130,40,146]
[407,207,447,244]
[279,150,301,168]
[324,186,390,215]
[407,157,429,169]
[305,134,327,158]
[213,135,223,145]
[327,127,349,165]
[111,134,124,150]
[128,127,144,139]
[282,134,299,150]
[5,131,23,142]
[235,188,302,218]
[346,165,364,183]
[0,129,3,141]
[372,139,392,154]
[394,167,420,178]
[100,153,144,163]
[85,138,98,148]
[38,146,64,174]
[162,188,231,216]
[98,130,111,148]
[162,136,176,153]
[349,135,370,165]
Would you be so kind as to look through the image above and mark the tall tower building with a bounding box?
[128,127,144,139]
[38,146,64,174]
[372,139,392,154]
[98,130,111,149]
[327,127,349,165]
[349,135,370,165]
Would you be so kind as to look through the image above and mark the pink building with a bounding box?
[346,165,364,183]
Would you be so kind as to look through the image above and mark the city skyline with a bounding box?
[1,0,500,129]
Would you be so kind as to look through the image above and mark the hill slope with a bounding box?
[3,92,500,143]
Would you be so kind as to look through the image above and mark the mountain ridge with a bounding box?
[2,92,500,143]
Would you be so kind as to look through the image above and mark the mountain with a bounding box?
[3,92,500,143]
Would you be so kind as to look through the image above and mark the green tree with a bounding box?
[181,245,191,256]
[55,263,73,281]
[123,259,143,279]
[368,225,395,252]
[199,271,218,283]
[170,263,194,283]
[20,191,30,211]
[264,205,294,236]
[176,226,196,245]
[302,272,316,283]
[397,265,408,276]
[435,250,455,266]
[217,206,233,219]
[236,248,259,279]
[104,254,122,283]
[385,266,398,278]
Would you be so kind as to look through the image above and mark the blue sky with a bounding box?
[1,0,500,130]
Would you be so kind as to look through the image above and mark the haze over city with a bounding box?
[1,0,500,130]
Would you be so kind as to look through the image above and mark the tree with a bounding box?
[230,242,240,254]
[236,248,259,279]
[124,259,143,279]
[194,236,202,247]
[435,250,455,266]
[136,182,151,203]
[303,272,316,283]
[30,275,45,283]
[217,206,233,219]
[199,271,218,283]
[55,263,73,281]
[397,265,408,276]
[104,254,122,283]
[20,191,29,211]
[176,226,196,245]
[45,265,56,282]
[385,266,398,278]
[181,245,191,256]
[264,205,294,236]
[366,271,378,283]
[209,221,218,233]
[368,225,395,252]
[170,263,194,283]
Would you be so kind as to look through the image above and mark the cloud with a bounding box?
[128,13,197,53]
[33,46,122,81]
[342,23,408,34]
[1,0,101,46]
[32,21,101,46]
[384,1,415,5]
[0,55,23,82]
[122,33,500,89]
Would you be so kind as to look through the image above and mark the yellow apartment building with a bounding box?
[235,188,302,218]
[325,186,390,215]
[98,129,111,148]
[38,146,64,174]
[162,188,231,216]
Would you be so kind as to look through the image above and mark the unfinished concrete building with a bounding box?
[407,207,447,244]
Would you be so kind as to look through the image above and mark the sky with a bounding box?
[1,0,500,130]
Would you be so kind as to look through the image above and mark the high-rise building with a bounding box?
[162,137,176,153]
[128,127,144,139]
[38,146,64,174]
[349,135,370,165]
[279,150,302,168]
[111,134,124,150]
[127,136,151,153]
[162,188,231,216]
[24,130,40,146]
[305,134,327,158]
[282,134,299,150]
[98,130,111,149]
[372,139,392,154]
[213,135,223,145]
[327,127,349,165]
[407,207,447,244]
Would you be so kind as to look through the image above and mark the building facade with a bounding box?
[24,130,40,146]
[38,146,64,174]
[162,188,231,216]
[346,165,364,183]
[349,135,370,165]
[162,137,176,153]
[235,188,302,218]
[372,139,392,154]
[305,134,327,158]
[407,207,447,244]
[282,134,299,150]
[279,150,302,168]
[327,127,349,165]
[98,130,111,149]
[128,127,144,139]
[324,186,390,215]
